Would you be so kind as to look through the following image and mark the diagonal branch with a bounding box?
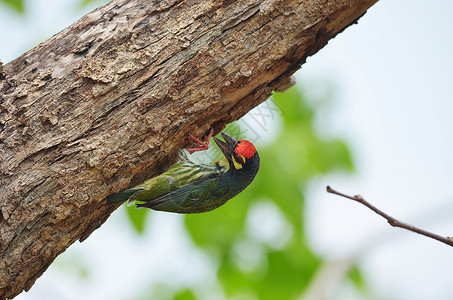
[326,186,453,247]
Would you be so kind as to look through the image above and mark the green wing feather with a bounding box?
[135,174,220,211]
[106,150,229,212]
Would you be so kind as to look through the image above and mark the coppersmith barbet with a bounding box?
[106,129,260,213]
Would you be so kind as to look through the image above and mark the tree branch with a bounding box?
[0,0,378,297]
[326,186,453,247]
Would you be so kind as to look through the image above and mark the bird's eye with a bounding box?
[234,155,245,165]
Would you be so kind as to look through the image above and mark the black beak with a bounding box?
[213,132,238,160]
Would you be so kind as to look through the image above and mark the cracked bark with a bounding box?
[0,0,378,298]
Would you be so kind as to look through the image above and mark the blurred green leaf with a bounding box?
[172,289,197,300]
[78,0,98,8]
[77,0,109,10]
[0,0,24,13]
[348,265,366,289]
[125,204,149,234]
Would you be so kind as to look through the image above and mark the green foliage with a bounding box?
[348,265,366,289]
[78,0,95,7]
[0,0,24,13]
[126,86,355,298]
[182,86,353,298]
[77,0,109,9]
[173,289,197,300]
[125,203,149,234]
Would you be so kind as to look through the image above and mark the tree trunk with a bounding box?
[0,0,377,298]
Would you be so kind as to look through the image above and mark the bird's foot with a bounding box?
[186,127,214,154]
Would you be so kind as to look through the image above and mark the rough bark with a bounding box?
[0,0,378,298]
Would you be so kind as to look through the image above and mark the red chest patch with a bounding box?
[235,140,257,159]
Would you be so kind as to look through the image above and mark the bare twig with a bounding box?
[326,186,453,247]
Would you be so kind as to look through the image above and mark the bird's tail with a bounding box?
[106,189,138,205]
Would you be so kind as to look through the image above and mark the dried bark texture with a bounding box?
[0,0,377,298]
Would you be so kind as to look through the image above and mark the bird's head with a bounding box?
[213,132,260,176]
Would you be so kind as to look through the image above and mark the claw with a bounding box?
[186,127,214,154]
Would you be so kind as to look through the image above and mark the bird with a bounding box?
[106,128,260,214]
